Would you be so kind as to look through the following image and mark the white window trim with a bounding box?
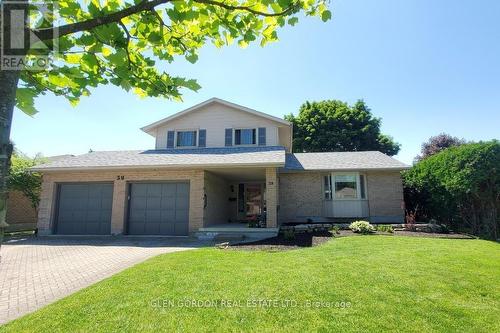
[174,129,199,148]
[323,174,333,201]
[331,172,368,201]
[233,127,258,146]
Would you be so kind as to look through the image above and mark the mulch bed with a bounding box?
[229,231,334,251]
[228,230,475,251]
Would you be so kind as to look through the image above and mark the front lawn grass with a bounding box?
[1,236,499,332]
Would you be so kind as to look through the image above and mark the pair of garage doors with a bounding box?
[55,182,189,236]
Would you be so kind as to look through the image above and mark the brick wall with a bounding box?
[278,172,323,223]
[37,169,205,235]
[366,171,404,222]
[279,170,404,223]
[265,167,278,228]
[6,190,37,231]
[37,168,405,234]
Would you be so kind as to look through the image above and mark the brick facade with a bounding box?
[6,190,37,231]
[279,170,404,223]
[265,167,278,228]
[37,169,204,235]
[366,171,404,222]
[36,168,404,235]
[279,172,323,223]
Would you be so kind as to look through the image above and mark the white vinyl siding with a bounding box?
[154,103,282,149]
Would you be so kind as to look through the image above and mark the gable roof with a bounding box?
[31,146,286,172]
[283,151,410,171]
[141,97,291,135]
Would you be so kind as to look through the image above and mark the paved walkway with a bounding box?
[0,236,206,325]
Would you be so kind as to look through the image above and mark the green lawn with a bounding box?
[2,236,499,333]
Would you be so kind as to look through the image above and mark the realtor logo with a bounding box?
[1,1,58,70]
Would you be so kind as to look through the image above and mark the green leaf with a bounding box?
[288,17,299,26]
[185,53,198,64]
[166,9,180,22]
[68,97,80,107]
[16,88,38,116]
[148,32,162,43]
[321,10,332,22]
[65,54,82,64]
[102,46,113,56]
[238,39,249,49]
[244,31,256,42]
[185,79,201,91]
[106,49,128,66]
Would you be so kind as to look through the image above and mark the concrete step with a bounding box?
[195,228,278,242]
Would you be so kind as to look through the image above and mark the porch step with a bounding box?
[195,227,279,242]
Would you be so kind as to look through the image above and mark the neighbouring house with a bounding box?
[6,190,38,232]
[7,154,73,232]
[31,98,409,237]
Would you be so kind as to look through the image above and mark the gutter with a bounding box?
[279,166,411,173]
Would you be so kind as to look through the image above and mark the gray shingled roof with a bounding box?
[283,151,409,171]
[31,148,409,172]
[32,147,286,171]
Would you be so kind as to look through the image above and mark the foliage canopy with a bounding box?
[403,141,500,239]
[285,100,400,155]
[17,0,332,115]
[415,133,465,162]
[8,152,46,209]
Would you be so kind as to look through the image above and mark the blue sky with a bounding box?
[11,0,500,164]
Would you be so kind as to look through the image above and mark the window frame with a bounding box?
[324,172,368,201]
[233,128,257,146]
[175,129,199,148]
[323,174,333,200]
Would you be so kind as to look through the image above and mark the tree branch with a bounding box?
[191,0,299,17]
[33,0,299,41]
[34,0,170,41]
[118,20,133,69]
[149,8,171,33]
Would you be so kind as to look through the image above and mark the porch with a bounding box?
[200,167,279,241]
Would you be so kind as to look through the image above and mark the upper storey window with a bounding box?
[176,131,197,147]
[234,129,256,145]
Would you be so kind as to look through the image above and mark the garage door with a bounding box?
[55,183,113,235]
[127,182,189,236]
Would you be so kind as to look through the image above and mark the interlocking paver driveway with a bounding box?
[0,236,206,324]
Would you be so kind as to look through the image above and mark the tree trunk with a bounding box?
[0,0,26,254]
[0,69,19,250]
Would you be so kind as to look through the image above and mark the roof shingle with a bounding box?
[32,147,286,171]
[31,148,409,172]
[283,151,409,171]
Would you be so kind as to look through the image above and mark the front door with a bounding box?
[245,184,262,216]
[237,183,264,221]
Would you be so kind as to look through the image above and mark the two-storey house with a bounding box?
[33,98,409,237]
